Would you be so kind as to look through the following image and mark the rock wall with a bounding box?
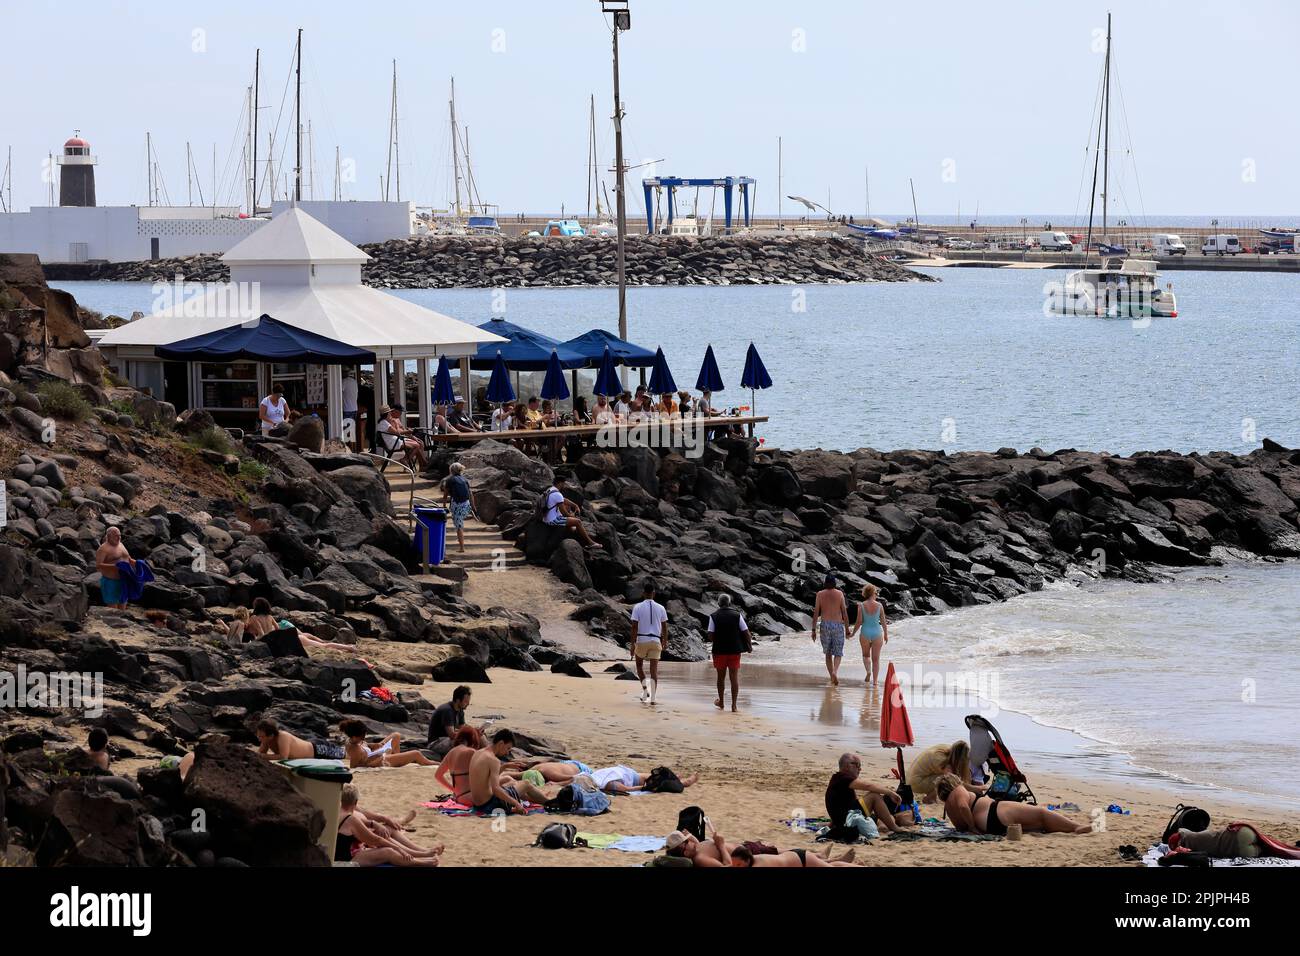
[454,437,1300,662]
[44,234,934,288]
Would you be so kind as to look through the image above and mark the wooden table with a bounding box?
[422,414,769,445]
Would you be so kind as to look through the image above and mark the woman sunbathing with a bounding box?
[433,726,485,803]
[339,720,436,769]
[936,773,1090,835]
[336,785,442,866]
[911,740,988,803]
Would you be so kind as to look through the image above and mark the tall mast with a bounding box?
[385,60,396,201]
[1101,12,1111,238]
[777,136,782,224]
[294,27,302,202]
[186,142,192,205]
[252,48,260,211]
[588,94,596,219]
[393,62,400,202]
[865,164,870,220]
[334,145,341,201]
[449,77,463,217]
[146,132,153,207]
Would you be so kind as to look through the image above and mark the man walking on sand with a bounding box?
[706,594,751,712]
[629,579,668,705]
[811,574,848,685]
[95,526,135,610]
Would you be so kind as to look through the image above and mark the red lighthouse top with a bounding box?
[64,135,90,152]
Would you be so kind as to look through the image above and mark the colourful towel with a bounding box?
[420,798,545,817]
[574,833,667,853]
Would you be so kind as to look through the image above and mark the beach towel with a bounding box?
[420,798,546,817]
[1143,842,1300,868]
[573,833,667,853]
[781,815,832,832]
[115,559,155,602]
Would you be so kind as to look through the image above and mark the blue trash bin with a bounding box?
[412,506,448,565]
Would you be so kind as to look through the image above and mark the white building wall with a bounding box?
[269,200,414,246]
[0,206,262,263]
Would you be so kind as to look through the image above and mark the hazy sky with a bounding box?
[4,0,1297,218]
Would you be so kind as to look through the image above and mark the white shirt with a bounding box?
[614,400,631,418]
[376,418,403,451]
[544,488,566,523]
[629,599,668,643]
[341,377,358,413]
[591,765,639,790]
[491,408,513,432]
[259,395,287,432]
[594,406,616,426]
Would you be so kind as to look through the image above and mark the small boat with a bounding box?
[1051,257,1178,319]
[542,219,585,237]
[1258,227,1298,240]
[466,215,501,236]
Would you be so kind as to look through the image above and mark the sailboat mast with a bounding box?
[588,94,596,219]
[252,48,260,211]
[147,132,153,207]
[294,28,302,202]
[1101,12,1111,238]
[187,142,192,205]
[449,78,462,218]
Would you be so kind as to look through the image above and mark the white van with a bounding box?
[1038,231,1073,251]
[1201,234,1242,256]
[1151,234,1187,256]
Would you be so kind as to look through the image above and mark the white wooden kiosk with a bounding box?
[96,205,506,440]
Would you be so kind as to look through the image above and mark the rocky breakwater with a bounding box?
[47,234,934,288]
[448,437,1300,663]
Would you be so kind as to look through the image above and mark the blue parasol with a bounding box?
[647,347,677,396]
[540,349,571,401]
[485,351,516,405]
[695,344,725,393]
[432,354,456,406]
[740,342,773,416]
[593,347,621,397]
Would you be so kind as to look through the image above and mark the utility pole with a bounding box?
[605,1,632,345]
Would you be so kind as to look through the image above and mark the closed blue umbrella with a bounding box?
[740,342,773,417]
[695,344,724,393]
[647,347,677,396]
[593,347,621,397]
[432,355,456,406]
[540,349,570,401]
[485,351,516,405]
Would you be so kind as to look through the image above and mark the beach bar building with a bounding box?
[96,206,505,439]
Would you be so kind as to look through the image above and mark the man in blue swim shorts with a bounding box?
[811,574,849,686]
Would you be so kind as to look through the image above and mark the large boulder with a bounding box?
[286,415,326,453]
[789,450,856,499]
[323,465,394,518]
[549,538,593,590]
[182,741,328,866]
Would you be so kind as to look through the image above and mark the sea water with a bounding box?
[57,271,1300,805]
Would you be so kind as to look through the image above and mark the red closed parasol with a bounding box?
[880,662,915,793]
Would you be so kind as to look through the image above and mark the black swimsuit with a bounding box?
[973,795,1008,836]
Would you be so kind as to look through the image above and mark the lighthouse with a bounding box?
[57,132,96,207]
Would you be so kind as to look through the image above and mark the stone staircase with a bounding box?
[386,471,526,573]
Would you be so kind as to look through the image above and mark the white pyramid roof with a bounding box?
[222,205,371,265]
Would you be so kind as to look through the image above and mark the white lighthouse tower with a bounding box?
[57,131,97,207]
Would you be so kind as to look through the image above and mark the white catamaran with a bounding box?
[1049,13,1177,320]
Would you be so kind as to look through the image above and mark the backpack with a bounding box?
[1162,804,1211,845]
[646,767,684,794]
[533,822,585,850]
[677,806,707,841]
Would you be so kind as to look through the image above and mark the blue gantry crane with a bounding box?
[641,175,756,235]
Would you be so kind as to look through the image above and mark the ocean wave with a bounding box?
[959,627,1101,659]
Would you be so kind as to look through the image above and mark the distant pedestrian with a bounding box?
[629,579,668,705]
[811,574,848,685]
[441,462,476,553]
[706,594,751,712]
[342,369,360,449]
[94,527,135,609]
[87,727,110,771]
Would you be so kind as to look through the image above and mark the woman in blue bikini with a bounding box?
[850,584,888,686]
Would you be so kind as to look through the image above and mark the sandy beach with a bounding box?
[339,661,1299,868]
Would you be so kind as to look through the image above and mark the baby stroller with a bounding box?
[965,714,1036,804]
